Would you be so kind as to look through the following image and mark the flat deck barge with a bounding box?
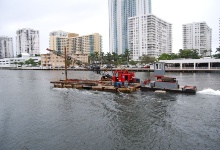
[51,79,140,93]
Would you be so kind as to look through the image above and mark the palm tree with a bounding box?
[100,52,104,66]
[203,50,208,57]
[106,52,112,64]
[94,51,99,65]
[216,48,220,53]
[89,53,96,64]
[112,52,118,62]
[124,49,130,65]
[13,62,18,68]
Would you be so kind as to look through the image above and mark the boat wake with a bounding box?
[197,88,220,96]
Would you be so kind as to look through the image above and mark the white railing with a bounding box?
[166,67,220,70]
[210,67,220,70]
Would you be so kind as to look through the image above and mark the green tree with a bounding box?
[13,62,18,68]
[66,60,72,67]
[100,52,104,65]
[124,49,130,65]
[129,60,137,66]
[203,50,208,56]
[89,53,96,64]
[112,52,118,62]
[178,49,200,59]
[216,48,220,53]
[94,52,99,64]
[18,62,24,67]
[158,53,171,60]
[140,55,157,64]
[25,58,37,66]
[35,54,40,57]
[75,60,82,66]
[213,48,220,58]
[17,54,22,58]
[106,52,112,64]
[158,53,179,60]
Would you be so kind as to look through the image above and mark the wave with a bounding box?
[52,87,95,95]
[197,88,220,96]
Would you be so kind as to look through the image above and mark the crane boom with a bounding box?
[46,47,72,81]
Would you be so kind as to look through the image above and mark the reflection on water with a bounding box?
[0,70,220,150]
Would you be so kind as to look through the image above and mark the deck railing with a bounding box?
[165,67,220,70]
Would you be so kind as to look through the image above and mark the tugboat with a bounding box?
[140,62,197,94]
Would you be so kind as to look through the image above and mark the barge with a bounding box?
[140,62,197,94]
[50,78,140,93]
[48,47,140,93]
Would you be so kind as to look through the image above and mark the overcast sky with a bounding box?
[0,0,219,55]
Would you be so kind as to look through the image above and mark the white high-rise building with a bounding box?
[128,14,172,60]
[16,28,40,56]
[182,22,212,56]
[0,36,14,59]
[109,0,151,55]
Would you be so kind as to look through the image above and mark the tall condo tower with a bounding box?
[16,28,40,56]
[182,22,212,56]
[0,36,14,58]
[109,0,151,55]
[128,14,172,60]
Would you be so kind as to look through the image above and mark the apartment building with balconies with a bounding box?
[128,14,172,60]
[182,22,212,56]
[16,28,40,56]
[0,36,14,59]
[42,32,102,68]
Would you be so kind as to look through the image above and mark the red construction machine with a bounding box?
[102,69,140,87]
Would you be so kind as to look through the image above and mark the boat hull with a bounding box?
[140,86,197,94]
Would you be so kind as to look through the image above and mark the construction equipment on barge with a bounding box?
[48,47,140,93]
[140,62,197,94]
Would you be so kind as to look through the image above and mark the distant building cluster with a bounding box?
[0,28,102,68]
[109,0,213,60]
[0,0,218,68]
[109,0,173,60]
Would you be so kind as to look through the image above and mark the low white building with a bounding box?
[0,53,40,68]
[160,58,220,70]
